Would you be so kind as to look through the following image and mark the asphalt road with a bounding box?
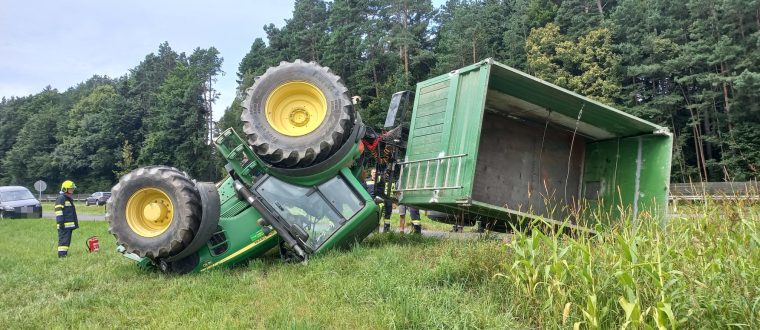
[380,227,512,241]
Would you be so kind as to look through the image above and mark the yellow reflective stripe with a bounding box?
[55,211,63,216]
[54,205,64,209]
[202,232,276,271]
[64,222,76,228]
[58,246,69,251]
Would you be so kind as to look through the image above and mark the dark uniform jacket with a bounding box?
[55,193,79,230]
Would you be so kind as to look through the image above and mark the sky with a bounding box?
[0,0,295,120]
[1,1,447,121]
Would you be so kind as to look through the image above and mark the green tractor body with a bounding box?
[119,131,378,273]
[109,60,380,273]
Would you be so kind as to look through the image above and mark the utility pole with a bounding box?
[204,75,219,145]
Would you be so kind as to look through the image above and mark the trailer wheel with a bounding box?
[107,166,202,259]
[241,60,354,168]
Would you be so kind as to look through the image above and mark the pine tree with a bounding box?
[114,140,137,178]
[138,47,223,181]
[382,0,437,82]
[435,0,510,73]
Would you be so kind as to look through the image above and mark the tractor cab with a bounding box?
[252,170,371,254]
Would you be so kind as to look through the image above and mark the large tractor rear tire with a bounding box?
[107,166,202,259]
[241,60,354,168]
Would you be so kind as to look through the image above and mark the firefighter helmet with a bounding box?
[61,180,77,191]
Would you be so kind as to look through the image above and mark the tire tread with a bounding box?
[106,166,202,259]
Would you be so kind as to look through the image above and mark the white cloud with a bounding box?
[0,0,295,120]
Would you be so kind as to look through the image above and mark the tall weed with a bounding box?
[495,200,760,328]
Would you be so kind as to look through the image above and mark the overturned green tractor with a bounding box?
[107,60,379,273]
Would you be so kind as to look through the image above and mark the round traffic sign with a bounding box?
[34,180,47,192]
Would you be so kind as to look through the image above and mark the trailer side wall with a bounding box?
[583,134,672,225]
[472,111,585,219]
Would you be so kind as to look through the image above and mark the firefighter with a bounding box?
[365,168,379,198]
[55,180,79,258]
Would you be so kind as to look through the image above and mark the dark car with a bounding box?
[85,192,111,206]
[0,186,43,219]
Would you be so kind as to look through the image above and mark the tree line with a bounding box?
[220,0,760,183]
[2,0,759,192]
[0,43,222,191]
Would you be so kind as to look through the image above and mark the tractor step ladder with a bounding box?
[214,128,259,185]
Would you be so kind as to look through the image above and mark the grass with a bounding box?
[0,219,516,329]
[42,201,106,216]
[1,201,758,328]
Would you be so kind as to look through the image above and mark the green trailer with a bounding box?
[399,59,672,231]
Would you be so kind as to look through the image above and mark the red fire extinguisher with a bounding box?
[86,236,100,253]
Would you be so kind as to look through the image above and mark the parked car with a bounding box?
[85,192,111,206]
[0,186,43,219]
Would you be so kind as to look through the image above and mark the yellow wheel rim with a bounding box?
[126,188,174,237]
[265,81,327,136]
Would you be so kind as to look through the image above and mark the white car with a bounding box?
[0,186,43,219]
